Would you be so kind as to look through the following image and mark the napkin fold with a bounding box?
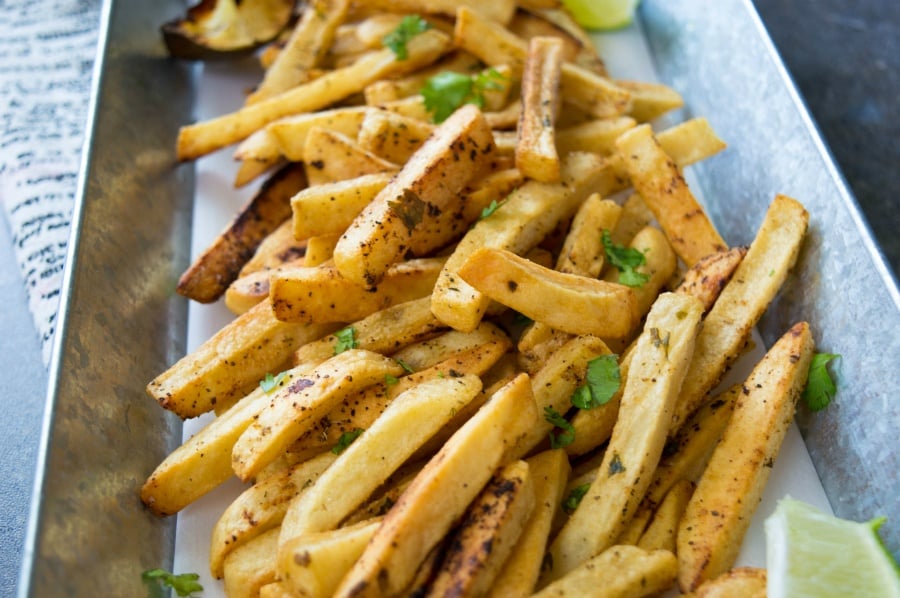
[0,0,101,364]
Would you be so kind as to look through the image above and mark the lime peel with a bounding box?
[562,0,641,31]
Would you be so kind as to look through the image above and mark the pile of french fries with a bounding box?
[143,1,818,596]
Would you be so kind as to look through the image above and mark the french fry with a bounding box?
[520,7,608,75]
[616,124,727,266]
[426,460,536,596]
[303,233,341,267]
[489,450,571,597]
[209,452,337,578]
[431,151,606,333]
[333,104,496,287]
[516,36,564,182]
[555,116,636,156]
[615,504,654,546]
[146,299,335,418]
[545,293,703,582]
[279,518,383,598]
[239,219,306,277]
[302,127,398,187]
[683,567,767,598]
[534,545,678,598]
[355,0,516,24]
[357,109,436,164]
[333,374,540,597]
[225,256,306,315]
[675,246,748,313]
[557,194,622,277]
[363,50,484,105]
[677,322,814,591]
[291,172,393,240]
[670,195,809,432]
[233,129,285,187]
[231,349,404,481]
[458,247,640,339]
[177,164,306,304]
[223,528,280,598]
[637,479,694,553]
[270,257,446,324]
[602,225,677,318]
[177,29,451,160]
[615,79,685,122]
[268,106,369,162]
[247,0,349,104]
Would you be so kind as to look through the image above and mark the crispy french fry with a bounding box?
[516,36,564,182]
[292,172,393,240]
[225,256,306,315]
[534,545,678,598]
[356,0,516,24]
[233,129,285,186]
[427,460,536,596]
[333,104,495,287]
[177,164,306,304]
[302,127,399,187]
[333,374,540,597]
[615,79,684,122]
[363,50,484,105]
[177,29,451,160]
[677,322,814,591]
[555,116,636,156]
[458,247,640,339]
[684,567,767,598]
[637,479,694,553]
[223,527,279,598]
[675,246,748,313]
[521,7,608,75]
[268,106,369,161]
[670,195,809,432]
[240,219,306,277]
[557,194,622,277]
[615,504,654,546]
[231,349,404,481]
[209,452,336,578]
[357,109,435,164]
[146,299,335,418]
[270,257,446,324]
[616,124,727,266]
[545,293,703,582]
[303,233,341,267]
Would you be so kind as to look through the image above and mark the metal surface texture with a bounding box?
[18,0,899,595]
[18,0,195,595]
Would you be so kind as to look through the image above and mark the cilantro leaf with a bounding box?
[396,358,415,373]
[333,326,359,355]
[570,355,620,409]
[562,483,591,514]
[544,406,575,449]
[602,230,650,287]
[259,371,287,393]
[142,569,203,598]
[382,15,430,60]
[420,69,506,123]
[802,352,840,411]
[385,373,400,385]
[479,198,506,220]
[331,429,364,454]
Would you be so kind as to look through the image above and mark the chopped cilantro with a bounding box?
[331,429,364,454]
[396,358,415,373]
[570,355,621,409]
[802,352,840,411]
[562,483,591,514]
[479,198,506,220]
[544,406,575,449]
[142,569,203,598]
[259,371,287,393]
[382,15,431,60]
[420,68,505,123]
[333,326,359,355]
[602,230,650,287]
[385,373,400,385]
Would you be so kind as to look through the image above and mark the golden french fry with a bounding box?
[516,36,564,182]
[177,164,306,304]
[615,79,684,122]
[534,545,678,598]
[637,479,694,553]
[677,322,814,591]
[333,104,496,287]
[363,50,484,105]
[602,225,677,318]
[240,219,306,278]
[670,194,809,432]
[303,234,341,267]
[209,452,336,578]
[223,528,279,598]
[357,0,516,23]
[292,172,393,240]
[225,256,306,315]
[268,106,369,161]
[270,257,445,324]
[302,126,398,187]
[684,567,767,598]
[334,374,540,597]
[555,116,636,156]
[357,109,435,164]
[231,349,404,481]
[427,460,536,596]
[615,504,654,546]
[545,293,703,582]
[458,247,639,339]
[557,194,622,277]
[616,124,727,266]
[233,129,285,187]
[675,246,748,313]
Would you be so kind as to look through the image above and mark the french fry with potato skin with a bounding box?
[333,374,540,597]
[177,163,306,304]
[270,256,446,324]
[231,349,404,481]
[534,545,678,598]
[516,36,564,182]
[458,246,640,339]
[545,292,704,583]
[677,322,814,591]
[426,460,536,597]
[333,104,496,287]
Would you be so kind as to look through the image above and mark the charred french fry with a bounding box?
[516,36,564,182]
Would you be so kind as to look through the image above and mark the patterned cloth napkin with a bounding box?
[0,0,101,364]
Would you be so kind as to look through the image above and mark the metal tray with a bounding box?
[19,0,900,595]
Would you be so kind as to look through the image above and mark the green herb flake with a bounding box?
[331,429,364,454]
[385,373,400,385]
[142,569,203,598]
[388,189,426,232]
[420,69,505,123]
[259,371,287,393]
[396,358,415,373]
[544,406,575,449]
[562,483,591,514]
[802,352,840,411]
[382,15,431,60]
[602,230,650,288]
[608,452,625,476]
[333,326,359,355]
[479,198,506,220]
[570,355,621,410]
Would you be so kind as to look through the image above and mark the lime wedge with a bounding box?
[765,498,900,598]
[561,0,640,30]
